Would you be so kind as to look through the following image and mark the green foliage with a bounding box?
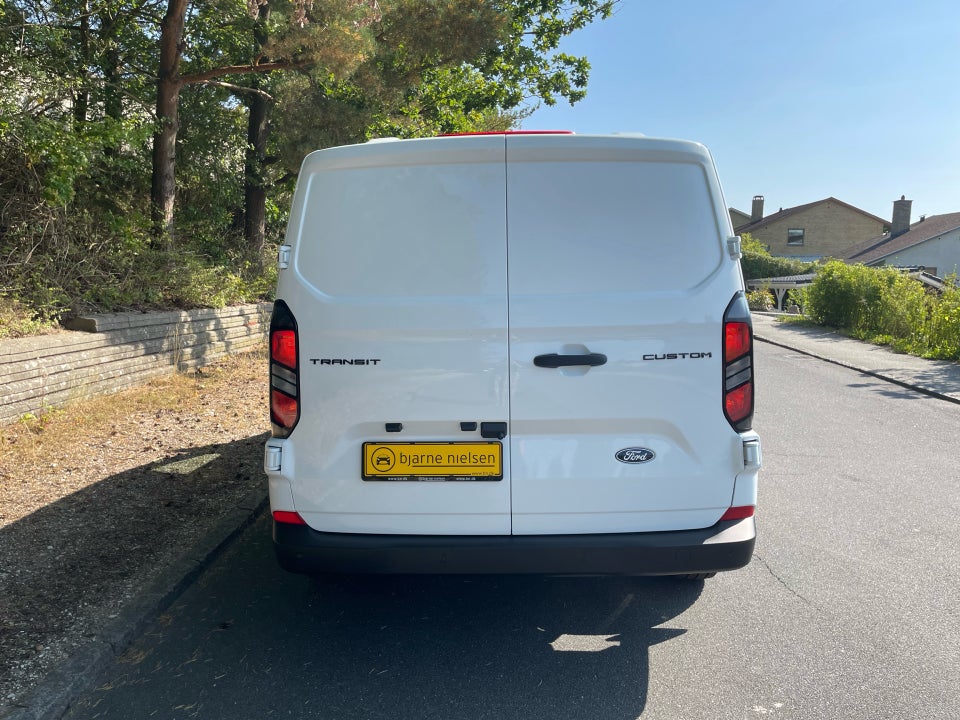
[746,288,775,312]
[0,294,59,338]
[1,0,616,332]
[805,261,881,329]
[784,287,807,313]
[487,0,617,108]
[740,233,816,280]
[804,262,960,361]
[917,276,960,360]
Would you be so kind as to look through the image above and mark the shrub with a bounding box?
[805,261,884,330]
[740,233,816,280]
[0,294,58,338]
[747,288,775,311]
[805,262,960,360]
[920,277,960,360]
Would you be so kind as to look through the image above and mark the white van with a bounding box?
[264,132,761,576]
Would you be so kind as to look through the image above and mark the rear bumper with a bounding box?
[273,517,756,576]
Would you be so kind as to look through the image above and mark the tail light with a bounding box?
[723,293,754,431]
[270,300,299,437]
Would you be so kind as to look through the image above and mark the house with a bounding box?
[731,195,890,261]
[728,207,751,229]
[842,198,960,277]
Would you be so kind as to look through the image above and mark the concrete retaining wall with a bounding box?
[1,303,271,425]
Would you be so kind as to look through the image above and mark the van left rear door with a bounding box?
[284,136,512,535]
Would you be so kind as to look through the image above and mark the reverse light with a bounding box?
[270,300,300,437]
[722,293,755,431]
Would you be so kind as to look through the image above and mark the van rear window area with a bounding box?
[295,160,506,299]
[293,152,723,299]
[507,160,723,295]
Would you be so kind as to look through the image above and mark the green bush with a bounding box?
[920,278,960,360]
[805,261,885,329]
[740,233,816,280]
[804,262,960,360]
[747,288,775,311]
[0,294,58,338]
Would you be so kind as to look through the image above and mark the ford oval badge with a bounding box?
[615,447,655,464]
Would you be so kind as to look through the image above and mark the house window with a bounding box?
[787,228,805,246]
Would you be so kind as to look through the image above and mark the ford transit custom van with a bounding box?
[265,132,761,576]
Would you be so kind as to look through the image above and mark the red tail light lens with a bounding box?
[724,322,751,362]
[271,330,297,370]
[724,383,753,424]
[271,389,299,429]
[270,300,299,437]
[723,294,754,431]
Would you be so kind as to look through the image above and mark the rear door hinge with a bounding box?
[727,236,742,260]
[265,443,282,472]
[278,245,292,269]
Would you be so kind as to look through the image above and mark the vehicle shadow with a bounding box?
[63,512,705,720]
[300,572,703,720]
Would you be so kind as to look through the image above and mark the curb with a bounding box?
[1,489,269,720]
[754,334,960,407]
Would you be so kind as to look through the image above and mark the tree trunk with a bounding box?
[73,9,90,128]
[244,86,270,257]
[100,10,123,124]
[150,0,188,243]
[243,1,272,258]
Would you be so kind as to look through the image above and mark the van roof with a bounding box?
[365,131,576,144]
[439,130,575,137]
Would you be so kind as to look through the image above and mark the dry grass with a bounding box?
[0,346,270,705]
[0,346,267,523]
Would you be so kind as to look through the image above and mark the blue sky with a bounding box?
[526,0,960,224]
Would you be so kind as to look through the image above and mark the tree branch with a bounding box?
[179,58,313,85]
[200,80,275,101]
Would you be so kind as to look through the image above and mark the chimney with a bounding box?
[891,195,912,238]
[751,195,764,222]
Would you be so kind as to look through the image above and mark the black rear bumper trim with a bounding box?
[273,517,756,576]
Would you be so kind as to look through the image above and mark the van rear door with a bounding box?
[286,136,512,535]
[505,135,743,535]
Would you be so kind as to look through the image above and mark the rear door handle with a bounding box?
[533,353,607,368]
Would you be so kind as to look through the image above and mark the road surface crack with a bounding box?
[753,552,820,611]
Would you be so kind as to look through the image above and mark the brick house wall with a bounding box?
[738,199,889,259]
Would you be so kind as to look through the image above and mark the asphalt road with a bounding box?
[63,343,960,720]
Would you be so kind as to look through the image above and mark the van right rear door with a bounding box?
[505,135,745,535]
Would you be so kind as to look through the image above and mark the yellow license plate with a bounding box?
[362,442,503,481]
